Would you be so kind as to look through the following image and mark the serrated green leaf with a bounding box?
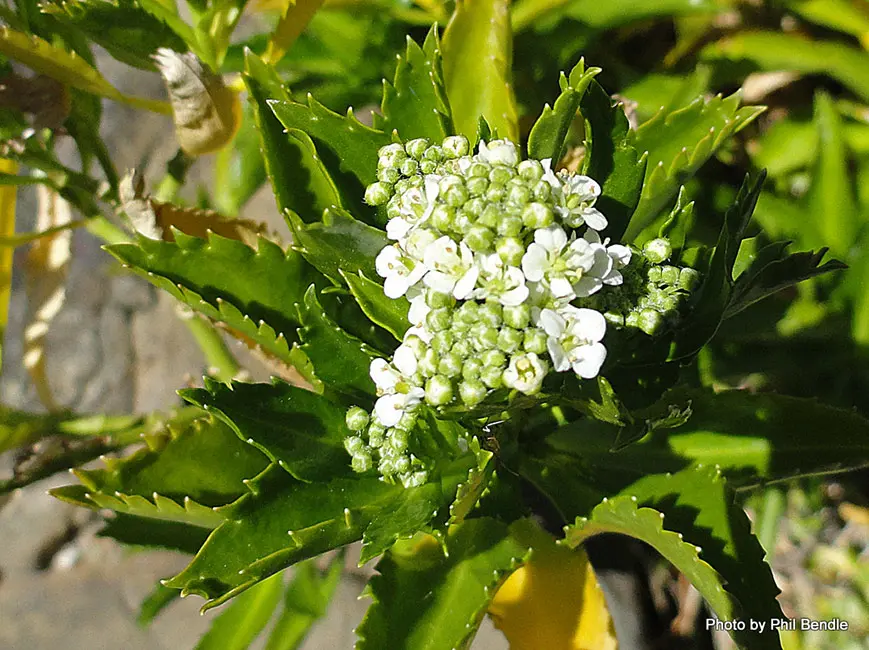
[106,232,319,368]
[269,93,391,200]
[262,0,325,65]
[138,582,182,627]
[807,91,860,258]
[442,0,519,143]
[701,31,869,103]
[626,92,764,239]
[263,555,343,650]
[562,497,734,636]
[342,271,410,341]
[74,415,268,507]
[376,29,453,142]
[195,572,284,650]
[670,172,765,360]
[244,51,344,224]
[41,0,188,71]
[164,464,403,608]
[100,513,211,554]
[51,484,224,528]
[623,466,782,650]
[620,66,713,124]
[579,80,646,240]
[181,377,352,482]
[298,287,379,400]
[0,26,170,113]
[448,437,493,525]
[287,206,388,283]
[356,518,530,650]
[527,58,600,163]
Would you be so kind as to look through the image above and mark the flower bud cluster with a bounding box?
[577,237,701,336]
[347,136,636,482]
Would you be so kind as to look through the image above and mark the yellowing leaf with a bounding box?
[0,158,16,372]
[154,49,242,155]
[442,0,519,142]
[24,186,73,411]
[263,0,325,65]
[0,26,170,114]
[488,531,618,650]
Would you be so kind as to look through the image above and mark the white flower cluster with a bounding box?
[346,136,633,485]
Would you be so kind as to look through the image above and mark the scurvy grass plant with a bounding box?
[2,0,869,648]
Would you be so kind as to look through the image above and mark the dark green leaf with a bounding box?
[244,50,343,224]
[376,28,453,142]
[442,0,518,142]
[181,377,352,482]
[194,573,284,650]
[527,58,600,163]
[579,80,646,241]
[100,513,211,554]
[356,518,529,650]
[342,271,410,341]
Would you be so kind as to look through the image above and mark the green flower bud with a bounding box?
[522,202,554,229]
[419,349,440,376]
[427,307,452,332]
[368,427,384,448]
[423,145,443,161]
[459,379,487,406]
[497,327,523,353]
[496,236,525,266]
[518,159,544,182]
[386,200,402,221]
[451,339,472,358]
[453,211,474,234]
[479,204,502,229]
[467,176,489,196]
[431,330,454,355]
[479,301,503,327]
[399,158,419,176]
[506,183,531,206]
[464,225,495,252]
[479,326,500,350]
[420,159,438,174]
[480,366,504,389]
[464,197,486,217]
[379,143,405,158]
[425,374,454,406]
[438,352,463,378]
[466,161,489,178]
[444,184,469,207]
[364,182,393,206]
[456,301,480,324]
[497,215,523,238]
[394,454,411,474]
[426,289,455,309]
[345,407,370,432]
[678,267,700,291]
[442,135,470,158]
[377,166,400,184]
[431,204,455,232]
[489,166,514,185]
[533,181,552,202]
[523,328,548,355]
[643,238,672,264]
[344,435,365,454]
[485,184,506,203]
[638,309,664,336]
[661,265,681,286]
[351,451,373,473]
[502,304,531,329]
[405,138,430,159]
[647,266,663,284]
[482,349,507,369]
[451,319,470,335]
[462,357,483,380]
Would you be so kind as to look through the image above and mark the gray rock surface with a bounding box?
[0,48,508,650]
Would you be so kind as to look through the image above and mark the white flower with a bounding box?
[473,253,529,306]
[402,227,437,261]
[572,230,631,296]
[393,343,418,376]
[374,389,424,427]
[406,289,430,326]
[503,353,548,394]
[375,245,427,298]
[370,358,401,394]
[521,225,596,301]
[540,159,562,190]
[386,175,440,241]
[557,174,608,231]
[423,236,479,299]
[477,139,519,167]
[539,307,607,379]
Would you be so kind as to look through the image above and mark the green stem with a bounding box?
[182,311,241,382]
[154,148,195,203]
